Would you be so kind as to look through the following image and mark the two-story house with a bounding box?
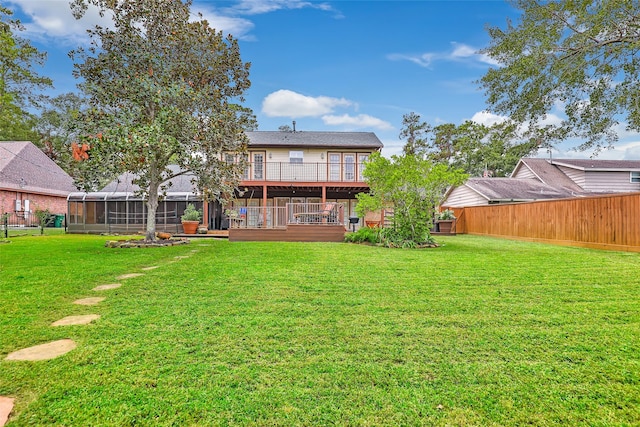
[67,131,383,239]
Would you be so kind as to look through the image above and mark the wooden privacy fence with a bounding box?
[454,192,640,252]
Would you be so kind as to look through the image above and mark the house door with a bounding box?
[253,152,265,180]
[275,197,288,227]
[329,153,341,181]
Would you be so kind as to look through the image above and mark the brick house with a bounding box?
[0,141,77,215]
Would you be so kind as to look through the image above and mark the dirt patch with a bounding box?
[5,339,77,361]
[73,297,105,305]
[51,315,100,326]
[93,283,122,291]
[116,273,143,280]
[0,396,14,427]
[105,238,190,248]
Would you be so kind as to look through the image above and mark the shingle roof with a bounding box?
[465,178,575,202]
[100,165,197,193]
[246,131,383,149]
[550,158,640,171]
[517,158,584,193]
[0,141,77,196]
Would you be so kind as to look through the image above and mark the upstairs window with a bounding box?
[631,171,640,183]
[289,150,303,164]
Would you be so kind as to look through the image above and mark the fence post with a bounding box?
[3,212,7,239]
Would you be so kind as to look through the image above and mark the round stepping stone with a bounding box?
[0,396,14,427]
[174,256,189,259]
[116,273,143,280]
[141,266,159,271]
[51,314,100,326]
[73,297,105,306]
[5,339,77,361]
[92,283,122,291]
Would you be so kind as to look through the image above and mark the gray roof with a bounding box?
[0,141,77,196]
[246,131,383,149]
[101,165,197,193]
[549,158,640,171]
[465,178,575,202]
[516,158,584,193]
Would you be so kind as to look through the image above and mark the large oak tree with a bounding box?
[70,0,255,240]
[480,0,640,153]
[0,6,52,141]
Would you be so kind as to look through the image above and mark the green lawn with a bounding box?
[0,234,638,426]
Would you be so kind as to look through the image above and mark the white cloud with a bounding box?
[7,0,256,45]
[388,42,499,69]
[262,90,352,118]
[322,114,393,130]
[386,53,434,68]
[470,110,509,127]
[8,0,111,45]
[190,5,255,40]
[231,0,338,16]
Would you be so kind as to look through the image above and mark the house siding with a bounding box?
[512,166,536,180]
[557,166,585,187]
[583,171,640,192]
[442,186,487,207]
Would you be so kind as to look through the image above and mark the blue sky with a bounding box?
[7,0,640,159]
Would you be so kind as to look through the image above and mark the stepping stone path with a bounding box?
[141,266,160,271]
[0,396,14,427]
[5,339,77,361]
[92,283,122,291]
[73,297,105,306]
[116,273,144,280]
[174,255,190,259]
[51,314,100,326]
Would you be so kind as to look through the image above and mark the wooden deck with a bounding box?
[229,224,346,242]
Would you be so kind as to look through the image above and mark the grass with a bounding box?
[0,233,639,426]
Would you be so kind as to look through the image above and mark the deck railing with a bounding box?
[229,203,345,229]
[241,162,367,182]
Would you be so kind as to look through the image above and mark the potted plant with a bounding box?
[436,209,456,234]
[181,203,202,234]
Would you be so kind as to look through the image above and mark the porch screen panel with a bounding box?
[96,202,106,224]
[85,202,96,224]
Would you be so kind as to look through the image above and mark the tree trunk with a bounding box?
[145,178,160,241]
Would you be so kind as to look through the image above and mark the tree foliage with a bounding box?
[35,92,87,176]
[355,152,467,246]
[398,113,538,177]
[480,0,640,153]
[69,0,255,240]
[0,6,52,141]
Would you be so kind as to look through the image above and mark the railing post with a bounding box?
[3,212,7,239]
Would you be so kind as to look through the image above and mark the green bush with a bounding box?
[344,226,380,244]
[345,226,436,248]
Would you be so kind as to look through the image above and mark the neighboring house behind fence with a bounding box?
[1,141,77,220]
[443,157,640,207]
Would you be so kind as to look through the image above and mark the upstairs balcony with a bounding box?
[241,161,368,183]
